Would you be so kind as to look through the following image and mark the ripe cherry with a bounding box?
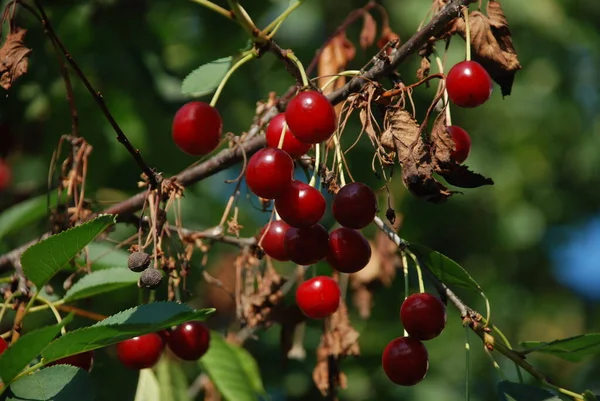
[266,113,311,159]
[275,180,326,228]
[285,90,337,144]
[296,276,340,319]
[47,350,94,371]
[246,148,294,199]
[0,337,8,355]
[259,220,291,261]
[446,60,493,108]
[447,125,471,164]
[382,336,429,386]
[326,228,372,274]
[0,159,11,191]
[284,224,330,266]
[400,293,447,341]
[172,101,222,156]
[167,321,210,361]
[332,182,377,229]
[116,332,164,370]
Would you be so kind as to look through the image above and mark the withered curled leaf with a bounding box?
[0,28,31,90]
[360,12,377,50]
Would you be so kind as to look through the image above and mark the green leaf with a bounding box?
[5,365,95,401]
[42,302,214,363]
[200,331,264,401]
[63,267,140,302]
[583,390,600,401]
[497,381,560,401]
[0,318,69,384]
[134,369,160,401]
[231,343,266,396]
[409,244,482,291]
[156,356,191,401]
[520,333,600,362]
[20,214,116,288]
[181,57,232,97]
[0,193,57,241]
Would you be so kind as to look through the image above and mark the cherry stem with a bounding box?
[331,131,347,187]
[406,249,425,293]
[318,70,361,93]
[401,252,409,338]
[465,328,471,401]
[485,347,508,380]
[188,0,234,21]
[0,290,20,325]
[285,51,309,87]
[36,295,65,335]
[261,0,306,37]
[434,52,452,126]
[276,124,289,149]
[463,6,471,61]
[227,0,263,43]
[210,51,257,108]
[308,143,321,187]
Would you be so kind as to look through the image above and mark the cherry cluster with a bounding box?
[445,60,494,164]
[382,293,447,386]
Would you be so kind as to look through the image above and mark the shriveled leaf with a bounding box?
[377,26,401,55]
[0,192,58,241]
[0,319,69,384]
[417,56,431,81]
[200,331,263,401]
[360,12,377,50]
[21,214,116,288]
[318,32,356,95]
[0,28,31,90]
[42,302,214,363]
[520,334,600,362]
[5,365,95,401]
[63,267,140,302]
[134,369,161,401]
[497,381,560,401]
[409,243,481,291]
[181,56,232,97]
[156,356,191,401]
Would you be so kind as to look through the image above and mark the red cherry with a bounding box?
[0,337,8,355]
[296,276,340,319]
[382,336,429,386]
[447,126,471,164]
[167,321,211,361]
[275,180,326,228]
[446,60,493,108]
[158,329,171,343]
[326,228,371,274]
[246,148,294,199]
[400,293,447,341]
[284,224,329,266]
[259,220,291,261]
[116,333,164,370]
[0,159,12,191]
[285,90,337,144]
[47,350,94,371]
[266,113,312,159]
[332,182,377,229]
[172,101,222,156]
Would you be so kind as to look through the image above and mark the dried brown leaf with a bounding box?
[360,12,377,50]
[0,28,31,90]
[417,56,431,81]
[318,32,356,93]
[377,26,401,55]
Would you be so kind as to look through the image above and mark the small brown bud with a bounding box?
[128,252,151,272]
[138,268,163,289]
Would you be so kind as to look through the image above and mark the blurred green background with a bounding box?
[1,0,600,400]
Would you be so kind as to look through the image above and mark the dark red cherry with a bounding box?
[0,159,11,191]
[167,321,211,361]
[326,228,371,274]
[446,60,493,108]
[296,276,340,319]
[284,224,329,266]
[275,180,326,228]
[47,351,94,371]
[246,147,294,199]
[447,125,471,164]
[259,220,291,261]
[332,182,377,229]
[400,293,447,341]
[0,337,8,355]
[172,101,222,156]
[266,113,312,159]
[116,332,164,370]
[285,90,337,144]
[382,336,429,386]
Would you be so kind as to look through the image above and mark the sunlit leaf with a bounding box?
[181,57,232,97]
[520,333,600,362]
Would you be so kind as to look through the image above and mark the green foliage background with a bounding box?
[1,0,600,400]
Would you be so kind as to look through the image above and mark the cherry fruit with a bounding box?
[0,159,11,191]
[296,276,340,319]
[382,336,429,386]
[326,228,371,274]
[447,126,471,164]
[446,60,493,108]
[259,220,291,261]
[275,180,326,228]
[246,148,294,199]
[168,321,211,361]
[285,90,337,144]
[401,293,447,341]
[172,101,222,156]
[284,224,329,266]
[116,332,164,370]
[48,351,94,371]
[332,182,377,229]
[0,337,8,355]
[266,113,311,159]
